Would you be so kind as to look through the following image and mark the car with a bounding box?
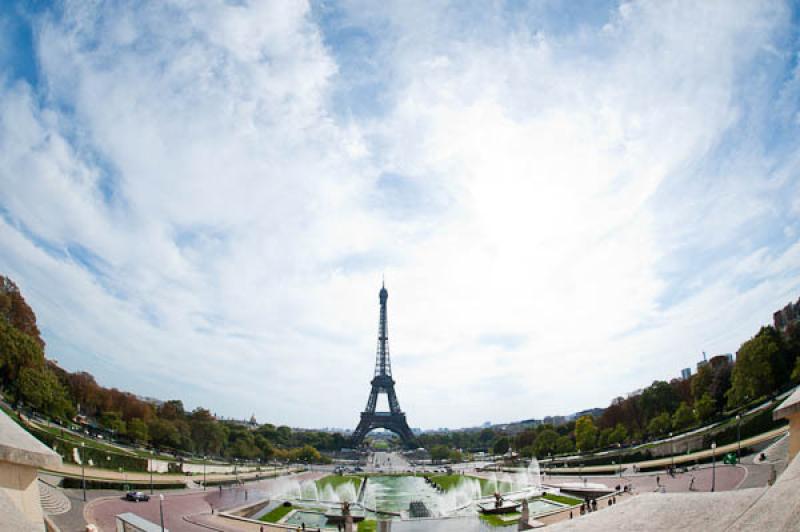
[125,491,150,502]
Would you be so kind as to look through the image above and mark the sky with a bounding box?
[1,1,800,430]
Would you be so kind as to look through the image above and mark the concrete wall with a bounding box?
[0,460,43,529]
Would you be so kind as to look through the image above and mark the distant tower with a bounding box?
[351,283,416,447]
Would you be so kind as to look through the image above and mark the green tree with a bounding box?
[694,393,716,424]
[640,381,680,422]
[127,418,150,443]
[99,411,127,435]
[190,408,227,455]
[534,429,558,457]
[290,444,323,463]
[672,402,694,431]
[492,437,510,456]
[555,435,575,454]
[148,418,181,448]
[575,416,598,452]
[728,331,779,407]
[17,366,74,420]
[792,357,800,383]
[430,445,451,462]
[0,321,45,395]
[646,412,671,436]
[608,423,628,445]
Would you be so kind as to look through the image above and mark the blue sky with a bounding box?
[1,0,800,429]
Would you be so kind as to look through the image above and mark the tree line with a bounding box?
[418,310,800,459]
[0,276,338,463]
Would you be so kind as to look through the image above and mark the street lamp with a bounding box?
[711,442,717,492]
[159,494,165,532]
[150,460,154,495]
[203,456,207,491]
[736,414,742,461]
[81,442,86,502]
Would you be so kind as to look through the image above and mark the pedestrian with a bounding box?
[592,499,598,512]
[608,499,612,507]
[656,475,660,486]
[689,476,695,491]
[580,503,585,515]
[569,511,573,519]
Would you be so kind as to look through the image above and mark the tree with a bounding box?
[575,416,598,452]
[148,418,181,448]
[100,411,127,435]
[534,430,558,457]
[640,381,680,422]
[429,445,450,462]
[608,423,628,445]
[0,276,44,348]
[555,435,575,454]
[190,409,226,455]
[493,437,510,456]
[727,331,779,407]
[646,412,671,436]
[127,418,150,443]
[694,393,716,424]
[17,366,74,420]
[0,320,45,394]
[479,428,495,445]
[672,402,694,431]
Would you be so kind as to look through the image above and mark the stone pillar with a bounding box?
[773,388,800,463]
[0,410,63,530]
[518,498,532,531]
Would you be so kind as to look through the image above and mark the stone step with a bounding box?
[38,479,71,515]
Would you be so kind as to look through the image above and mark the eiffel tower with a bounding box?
[351,283,416,448]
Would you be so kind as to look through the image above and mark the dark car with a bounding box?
[125,491,150,502]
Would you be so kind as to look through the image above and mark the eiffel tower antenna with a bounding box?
[351,282,416,447]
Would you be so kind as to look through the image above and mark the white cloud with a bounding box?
[1,0,799,428]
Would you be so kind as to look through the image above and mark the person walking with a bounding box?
[689,476,695,491]
[656,475,660,486]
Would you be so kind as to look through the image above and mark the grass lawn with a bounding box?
[542,493,582,506]
[259,504,293,523]
[357,520,377,532]
[479,512,520,527]
[427,474,512,496]
[32,423,132,455]
[316,475,363,492]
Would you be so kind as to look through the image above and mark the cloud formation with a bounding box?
[1,0,799,428]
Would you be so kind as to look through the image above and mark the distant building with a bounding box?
[774,297,800,332]
[681,367,691,380]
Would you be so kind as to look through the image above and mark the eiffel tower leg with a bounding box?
[351,417,371,447]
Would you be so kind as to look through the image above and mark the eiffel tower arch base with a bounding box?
[351,412,416,448]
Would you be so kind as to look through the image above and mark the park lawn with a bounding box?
[259,504,293,523]
[316,474,363,492]
[542,493,582,506]
[427,474,512,497]
[479,512,520,527]
[357,520,377,532]
[32,423,133,455]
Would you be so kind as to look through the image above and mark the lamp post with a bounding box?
[150,460,153,495]
[711,442,717,492]
[159,494,165,532]
[736,414,742,461]
[81,442,86,502]
[203,456,207,491]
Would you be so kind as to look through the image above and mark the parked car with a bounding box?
[125,491,150,502]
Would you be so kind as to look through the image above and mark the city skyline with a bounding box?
[1,1,800,429]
